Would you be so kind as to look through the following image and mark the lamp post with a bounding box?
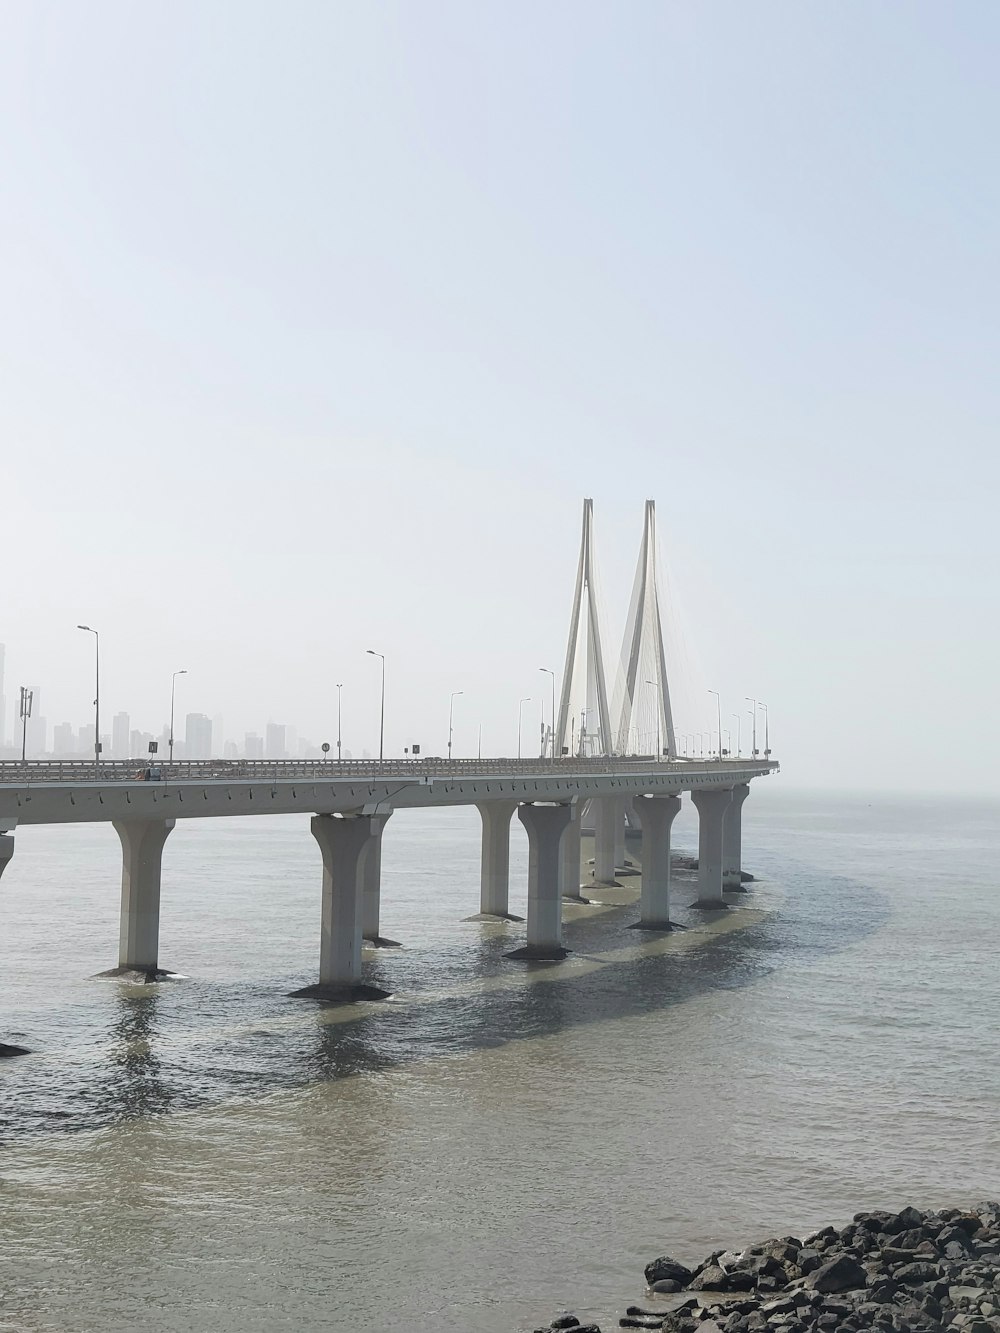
[169,669,187,763]
[759,702,769,757]
[708,689,722,760]
[448,690,463,760]
[731,712,742,757]
[366,650,385,761]
[77,624,100,773]
[539,667,555,757]
[745,697,758,756]
[336,683,343,762]
[517,697,531,760]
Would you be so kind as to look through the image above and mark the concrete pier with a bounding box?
[507,802,576,960]
[476,799,519,918]
[362,811,399,945]
[100,818,176,981]
[559,816,585,900]
[292,813,391,1001]
[630,794,682,929]
[0,829,14,883]
[593,795,620,885]
[723,783,750,890]
[690,788,733,908]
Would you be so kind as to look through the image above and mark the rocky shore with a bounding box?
[531,1203,1000,1333]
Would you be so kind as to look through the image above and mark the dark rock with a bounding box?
[808,1255,869,1293]
[551,1318,581,1329]
[0,1042,30,1057]
[649,1280,683,1294]
[645,1257,694,1286]
[895,1261,942,1286]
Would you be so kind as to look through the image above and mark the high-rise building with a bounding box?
[0,642,6,747]
[184,713,212,760]
[265,723,286,760]
[52,722,75,756]
[112,711,131,758]
[244,732,263,759]
[212,715,225,758]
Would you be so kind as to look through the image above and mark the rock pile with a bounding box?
[531,1202,1000,1333]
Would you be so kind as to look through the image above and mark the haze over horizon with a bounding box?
[2,2,997,793]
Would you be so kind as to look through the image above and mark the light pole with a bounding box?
[745,697,758,756]
[708,689,722,760]
[366,650,385,761]
[731,712,742,757]
[169,669,187,763]
[448,690,463,760]
[336,683,343,762]
[517,697,531,760]
[724,729,731,756]
[77,624,100,773]
[759,702,769,757]
[539,667,555,757]
[645,680,661,759]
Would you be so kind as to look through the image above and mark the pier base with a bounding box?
[723,783,750,891]
[95,818,177,982]
[0,830,14,883]
[362,812,400,946]
[290,813,392,1002]
[476,799,519,918]
[690,788,733,908]
[630,793,682,929]
[506,802,575,961]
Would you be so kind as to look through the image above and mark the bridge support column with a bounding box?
[593,796,620,885]
[291,814,391,1002]
[98,818,176,982]
[362,812,399,946]
[560,817,586,901]
[723,783,750,891]
[0,830,14,883]
[630,794,682,929]
[691,788,733,909]
[507,803,575,960]
[476,800,520,918]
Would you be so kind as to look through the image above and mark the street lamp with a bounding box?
[645,680,661,759]
[745,697,758,756]
[336,683,343,762]
[169,669,188,763]
[517,697,531,760]
[448,690,463,760]
[539,667,555,758]
[77,624,100,773]
[366,650,385,761]
[759,702,769,757]
[708,689,722,761]
[731,712,742,757]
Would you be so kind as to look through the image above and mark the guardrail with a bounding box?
[0,756,777,786]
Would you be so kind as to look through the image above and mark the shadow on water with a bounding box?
[0,870,892,1142]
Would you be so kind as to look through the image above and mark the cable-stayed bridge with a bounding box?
[0,501,778,1039]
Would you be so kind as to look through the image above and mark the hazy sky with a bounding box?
[1,2,997,790]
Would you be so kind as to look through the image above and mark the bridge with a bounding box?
[0,500,778,1030]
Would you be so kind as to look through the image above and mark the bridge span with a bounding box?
[0,755,776,1010]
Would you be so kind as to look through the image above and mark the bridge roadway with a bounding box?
[0,756,777,1009]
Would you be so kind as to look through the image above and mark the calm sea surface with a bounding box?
[1,787,998,1332]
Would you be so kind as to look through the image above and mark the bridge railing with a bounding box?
[0,756,778,786]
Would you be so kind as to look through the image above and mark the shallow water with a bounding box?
[1,787,998,1331]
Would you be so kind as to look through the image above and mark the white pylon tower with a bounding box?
[555,499,613,758]
[612,499,676,758]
